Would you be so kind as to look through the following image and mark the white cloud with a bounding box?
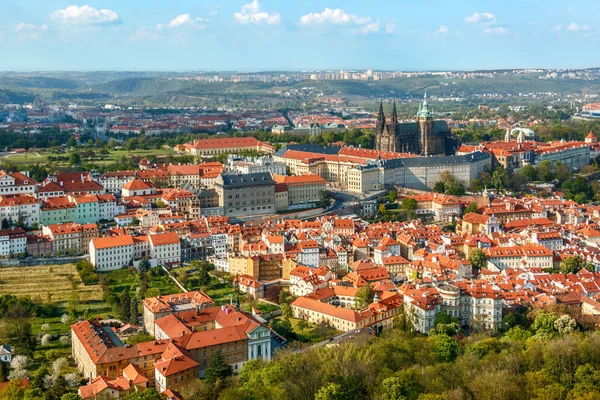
[167,14,206,28]
[16,23,48,32]
[483,26,509,35]
[234,0,280,25]
[567,23,589,32]
[384,23,397,34]
[360,23,380,34]
[551,24,562,32]
[465,12,496,25]
[298,8,384,35]
[299,8,371,26]
[131,13,207,41]
[436,25,449,35]
[51,5,120,25]
[14,22,48,40]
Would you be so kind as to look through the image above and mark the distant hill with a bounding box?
[0,88,35,104]
[89,78,188,95]
[0,76,81,90]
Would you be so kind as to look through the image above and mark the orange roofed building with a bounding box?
[89,232,182,272]
[73,296,276,396]
[185,137,274,157]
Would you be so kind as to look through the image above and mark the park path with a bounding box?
[161,266,188,292]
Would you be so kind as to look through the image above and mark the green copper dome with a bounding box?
[417,91,433,118]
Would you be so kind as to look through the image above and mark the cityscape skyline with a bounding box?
[1,0,599,71]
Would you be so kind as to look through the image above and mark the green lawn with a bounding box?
[3,147,176,166]
[101,267,180,297]
[273,316,342,343]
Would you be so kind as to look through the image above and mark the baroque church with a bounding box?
[375,94,458,156]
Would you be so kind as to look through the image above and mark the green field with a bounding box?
[0,263,102,304]
[2,147,177,166]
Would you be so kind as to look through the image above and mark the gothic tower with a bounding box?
[376,101,386,134]
[375,102,396,152]
[417,92,434,156]
[390,101,398,149]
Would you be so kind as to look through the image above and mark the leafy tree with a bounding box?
[433,181,446,193]
[560,255,593,274]
[431,323,461,337]
[0,379,27,400]
[118,290,131,322]
[154,199,167,209]
[47,375,72,400]
[401,198,418,211]
[146,288,160,298]
[519,164,537,182]
[468,248,487,271]
[464,202,479,214]
[123,389,166,400]
[129,296,139,325]
[197,264,211,288]
[205,350,233,384]
[277,289,287,305]
[554,315,577,336]
[4,305,36,357]
[388,191,398,203]
[491,168,509,190]
[68,153,81,166]
[317,190,331,208]
[125,139,137,153]
[554,162,571,184]
[430,334,461,363]
[377,204,387,216]
[445,180,466,195]
[24,388,46,400]
[378,369,424,400]
[315,382,346,400]
[126,332,154,345]
[531,310,559,337]
[61,393,83,400]
[562,177,593,203]
[355,285,374,309]
[281,303,292,318]
[138,258,151,275]
[504,326,532,342]
[297,319,309,332]
[66,137,77,148]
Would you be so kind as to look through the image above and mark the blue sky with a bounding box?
[0,0,598,71]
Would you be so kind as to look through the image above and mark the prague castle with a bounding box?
[375,93,458,156]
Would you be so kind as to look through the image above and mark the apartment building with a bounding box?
[142,291,215,335]
[0,171,37,195]
[149,232,181,268]
[161,189,200,219]
[89,235,135,271]
[484,245,553,271]
[42,222,99,255]
[122,179,156,197]
[0,228,27,257]
[272,174,326,210]
[402,283,503,334]
[215,173,276,218]
[0,194,40,227]
[99,171,137,194]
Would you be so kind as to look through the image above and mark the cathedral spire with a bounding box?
[376,101,386,133]
[392,100,398,122]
